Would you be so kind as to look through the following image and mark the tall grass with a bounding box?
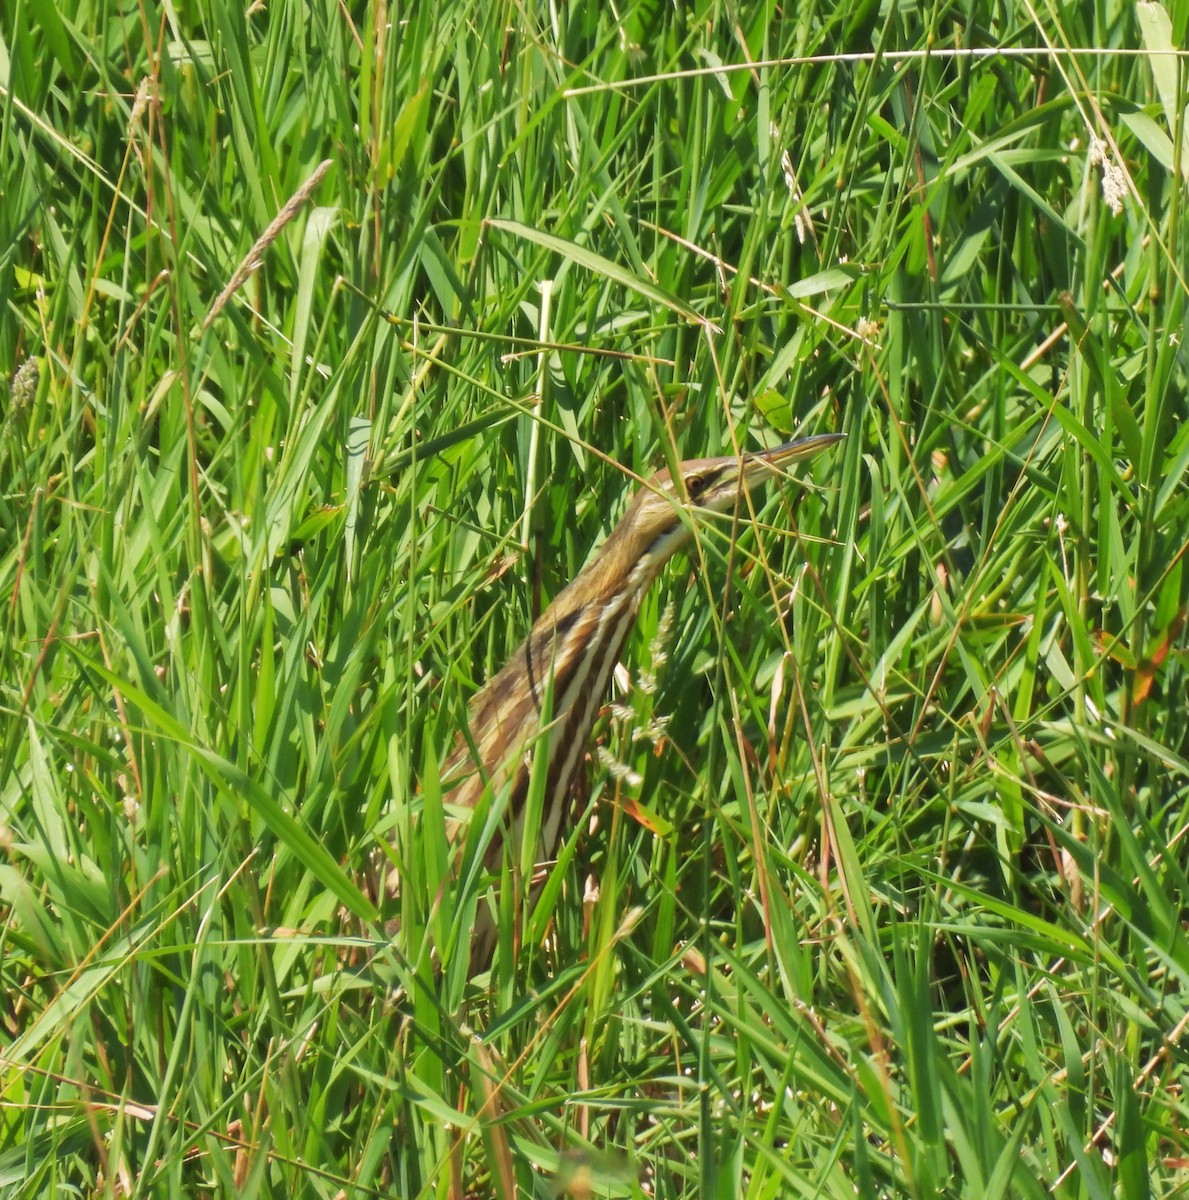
[1,1,1187,1196]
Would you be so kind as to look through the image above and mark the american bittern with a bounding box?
[442,433,842,896]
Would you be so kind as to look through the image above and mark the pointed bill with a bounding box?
[751,431,845,468]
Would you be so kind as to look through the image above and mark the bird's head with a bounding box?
[611,431,844,584]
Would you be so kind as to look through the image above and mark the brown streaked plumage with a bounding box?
[441,433,842,891]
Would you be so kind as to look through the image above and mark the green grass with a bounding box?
[2,0,1188,1196]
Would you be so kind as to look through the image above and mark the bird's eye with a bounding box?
[686,474,706,499]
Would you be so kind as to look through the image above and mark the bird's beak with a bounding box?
[745,431,844,480]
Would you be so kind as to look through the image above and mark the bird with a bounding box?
[439,432,843,921]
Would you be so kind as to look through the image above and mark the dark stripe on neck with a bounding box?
[522,605,584,714]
